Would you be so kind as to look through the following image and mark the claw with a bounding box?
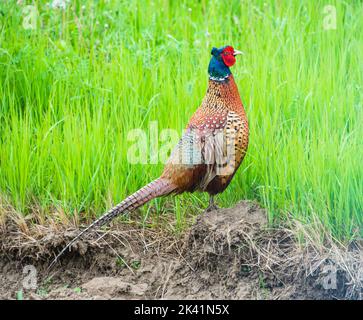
[206,195,219,212]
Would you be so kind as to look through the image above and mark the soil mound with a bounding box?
[0,201,361,299]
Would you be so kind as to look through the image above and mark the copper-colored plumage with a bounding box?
[162,74,249,195]
[49,48,249,268]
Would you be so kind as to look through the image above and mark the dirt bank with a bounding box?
[0,201,361,300]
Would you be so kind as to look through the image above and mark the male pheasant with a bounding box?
[49,45,249,268]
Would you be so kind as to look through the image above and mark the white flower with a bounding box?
[194,39,201,47]
[51,0,70,10]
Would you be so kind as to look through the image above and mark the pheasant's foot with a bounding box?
[206,195,219,212]
[206,204,219,212]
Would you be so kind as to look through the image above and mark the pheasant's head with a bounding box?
[208,46,243,81]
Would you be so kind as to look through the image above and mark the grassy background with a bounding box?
[0,0,362,238]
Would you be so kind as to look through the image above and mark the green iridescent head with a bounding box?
[208,46,243,80]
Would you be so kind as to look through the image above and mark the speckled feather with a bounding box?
[162,74,249,195]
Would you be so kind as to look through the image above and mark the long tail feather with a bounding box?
[48,178,175,270]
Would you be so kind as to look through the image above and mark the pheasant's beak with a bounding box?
[233,49,244,56]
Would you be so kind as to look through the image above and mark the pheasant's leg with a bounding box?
[206,195,219,212]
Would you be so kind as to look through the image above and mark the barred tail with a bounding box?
[48,178,175,270]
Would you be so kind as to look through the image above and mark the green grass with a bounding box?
[0,0,362,239]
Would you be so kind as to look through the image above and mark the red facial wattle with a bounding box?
[221,46,236,67]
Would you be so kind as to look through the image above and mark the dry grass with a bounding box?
[0,200,361,299]
[182,202,362,299]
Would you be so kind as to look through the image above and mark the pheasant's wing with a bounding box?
[197,110,248,189]
[166,109,228,168]
[164,109,248,192]
[166,127,204,167]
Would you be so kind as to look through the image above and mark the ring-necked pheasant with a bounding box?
[49,45,249,268]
